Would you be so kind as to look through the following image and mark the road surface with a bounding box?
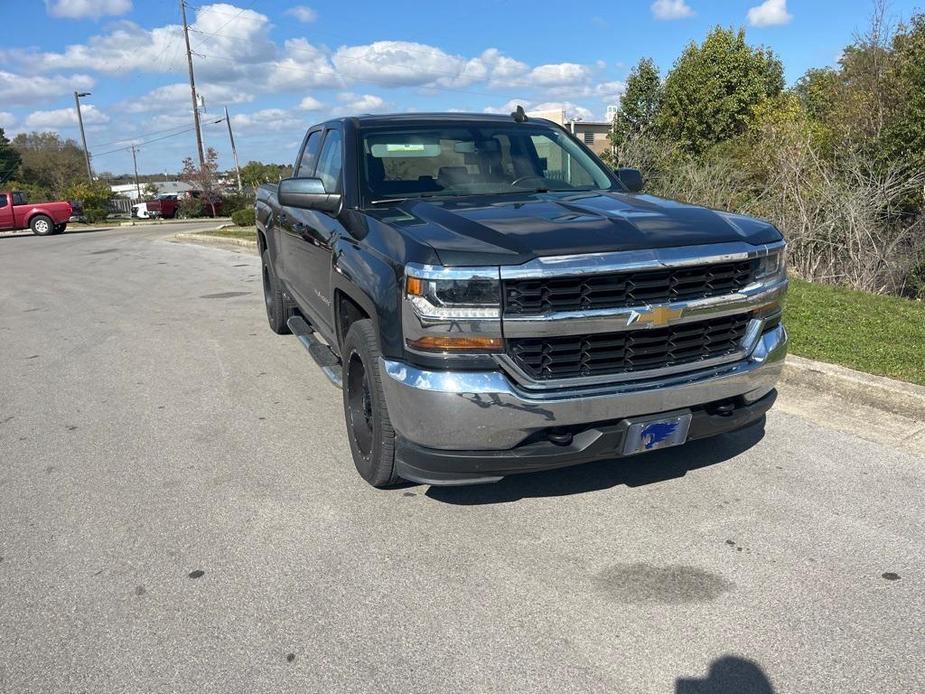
[1,224,922,693]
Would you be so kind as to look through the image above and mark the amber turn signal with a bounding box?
[406,276,425,296]
[406,335,504,352]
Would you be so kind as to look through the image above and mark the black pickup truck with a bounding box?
[256,110,788,487]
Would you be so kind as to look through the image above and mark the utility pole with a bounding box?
[130,145,141,200]
[74,91,93,179]
[180,0,206,171]
[224,106,243,193]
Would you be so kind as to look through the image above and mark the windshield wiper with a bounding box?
[369,193,438,205]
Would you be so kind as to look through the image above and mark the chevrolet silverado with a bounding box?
[255,110,788,487]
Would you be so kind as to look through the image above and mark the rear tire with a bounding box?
[30,215,53,236]
[261,249,294,334]
[342,319,401,488]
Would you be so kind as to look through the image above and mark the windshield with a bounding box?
[359,123,614,203]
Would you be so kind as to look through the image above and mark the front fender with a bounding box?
[332,239,403,358]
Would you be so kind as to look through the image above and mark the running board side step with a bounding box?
[287,315,343,388]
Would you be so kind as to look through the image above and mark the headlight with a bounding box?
[405,270,501,319]
[403,264,503,353]
[755,249,786,281]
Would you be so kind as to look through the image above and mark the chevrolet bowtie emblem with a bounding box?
[643,305,684,327]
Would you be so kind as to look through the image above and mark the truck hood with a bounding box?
[371,190,782,266]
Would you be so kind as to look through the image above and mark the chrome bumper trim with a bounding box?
[380,324,787,450]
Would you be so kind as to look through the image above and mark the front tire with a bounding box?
[261,250,294,334]
[342,320,400,488]
[30,215,53,236]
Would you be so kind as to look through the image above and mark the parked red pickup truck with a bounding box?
[0,191,72,235]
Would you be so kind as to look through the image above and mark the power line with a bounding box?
[92,118,225,158]
[93,121,203,149]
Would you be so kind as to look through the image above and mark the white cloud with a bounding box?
[25,104,110,129]
[483,99,594,122]
[0,112,15,129]
[45,0,132,19]
[651,0,694,20]
[747,0,792,27]
[266,38,342,90]
[337,92,388,113]
[122,83,254,114]
[532,102,595,121]
[333,41,464,87]
[285,5,317,22]
[528,63,591,87]
[0,70,95,107]
[17,4,276,81]
[298,96,324,110]
[230,108,305,132]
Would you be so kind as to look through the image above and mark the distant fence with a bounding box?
[108,198,134,214]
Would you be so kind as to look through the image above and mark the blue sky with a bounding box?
[1,0,919,176]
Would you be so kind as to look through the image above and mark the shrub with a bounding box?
[231,207,256,227]
[65,179,113,224]
[221,192,253,217]
[177,196,205,219]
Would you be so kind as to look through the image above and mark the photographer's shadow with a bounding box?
[425,417,766,505]
[676,656,775,693]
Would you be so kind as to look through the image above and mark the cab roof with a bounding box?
[328,112,559,128]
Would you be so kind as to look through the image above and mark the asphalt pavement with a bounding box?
[0,224,922,693]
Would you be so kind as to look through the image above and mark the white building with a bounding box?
[110,181,195,199]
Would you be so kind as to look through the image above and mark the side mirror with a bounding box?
[278,177,342,213]
[616,167,644,193]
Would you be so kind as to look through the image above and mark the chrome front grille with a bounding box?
[503,260,757,315]
[506,314,752,381]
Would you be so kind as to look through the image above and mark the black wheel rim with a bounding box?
[347,354,373,457]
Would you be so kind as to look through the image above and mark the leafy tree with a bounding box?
[179,147,220,216]
[65,179,113,223]
[0,128,22,184]
[881,13,925,175]
[657,28,784,154]
[11,131,87,197]
[2,180,51,202]
[240,160,281,189]
[795,68,842,122]
[143,182,159,200]
[610,58,662,152]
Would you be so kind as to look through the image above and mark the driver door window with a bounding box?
[0,194,7,208]
[315,130,343,194]
[296,131,323,178]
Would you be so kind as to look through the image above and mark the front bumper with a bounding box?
[380,324,786,483]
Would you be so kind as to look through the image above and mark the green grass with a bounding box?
[784,278,925,386]
[197,226,256,240]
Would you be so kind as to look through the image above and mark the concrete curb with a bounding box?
[173,232,257,250]
[781,355,925,421]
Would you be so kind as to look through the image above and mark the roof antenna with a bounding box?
[511,105,529,123]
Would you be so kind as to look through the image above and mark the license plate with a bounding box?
[622,412,692,456]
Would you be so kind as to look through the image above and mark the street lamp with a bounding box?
[74,91,93,179]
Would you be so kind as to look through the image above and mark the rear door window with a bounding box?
[12,192,26,205]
